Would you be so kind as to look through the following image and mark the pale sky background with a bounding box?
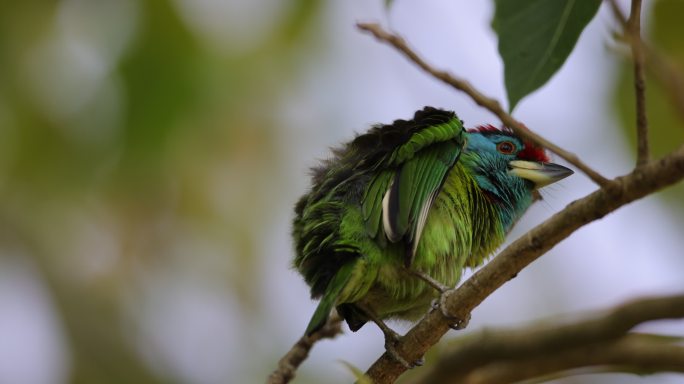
[0,1,682,384]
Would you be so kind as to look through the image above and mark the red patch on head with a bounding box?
[468,123,550,162]
[518,142,550,162]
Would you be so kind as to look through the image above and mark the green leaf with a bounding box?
[492,0,601,111]
[614,0,684,211]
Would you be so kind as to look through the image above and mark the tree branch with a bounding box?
[461,334,684,384]
[610,0,650,165]
[412,294,684,384]
[364,144,684,383]
[267,315,343,384]
[357,22,610,187]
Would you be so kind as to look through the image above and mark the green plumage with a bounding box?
[292,107,571,335]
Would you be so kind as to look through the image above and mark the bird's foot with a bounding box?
[382,328,423,369]
[430,291,471,330]
[409,269,470,329]
[356,302,424,369]
[408,269,451,293]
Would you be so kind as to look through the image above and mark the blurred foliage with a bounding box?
[0,0,322,382]
[614,0,684,211]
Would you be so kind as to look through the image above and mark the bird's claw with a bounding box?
[431,291,471,330]
[409,269,451,293]
[383,330,423,369]
[411,270,470,330]
[447,312,471,330]
[356,303,424,368]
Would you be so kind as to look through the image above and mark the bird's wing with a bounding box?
[360,108,465,265]
[384,140,462,263]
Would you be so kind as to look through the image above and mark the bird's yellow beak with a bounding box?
[509,160,574,188]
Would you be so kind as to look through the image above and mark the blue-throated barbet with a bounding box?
[292,107,572,355]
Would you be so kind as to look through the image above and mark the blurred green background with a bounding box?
[0,1,682,384]
[0,0,325,382]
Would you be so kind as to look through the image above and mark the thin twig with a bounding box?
[611,0,650,165]
[267,314,343,384]
[357,22,610,186]
[610,0,684,127]
[363,143,684,383]
[628,0,649,166]
[412,294,684,383]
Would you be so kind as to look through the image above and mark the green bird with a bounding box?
[292,107,572,364]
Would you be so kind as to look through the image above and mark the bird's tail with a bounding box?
[304,262,355,335]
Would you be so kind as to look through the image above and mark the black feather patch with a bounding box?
[351,107,457,169]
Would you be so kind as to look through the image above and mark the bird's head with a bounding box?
[463,125,573,205]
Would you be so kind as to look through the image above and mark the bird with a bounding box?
[292,107,572,366]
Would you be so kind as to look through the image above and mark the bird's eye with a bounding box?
[497,141,516,154]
